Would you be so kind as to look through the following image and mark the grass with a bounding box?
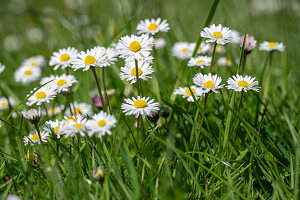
[0,0,299,199]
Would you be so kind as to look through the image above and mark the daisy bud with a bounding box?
[240,34,257,53]
[22,108,42,124]
[92,167,105,183]
[92,96,106,109]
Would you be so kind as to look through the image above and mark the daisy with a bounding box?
[40,75,56,85]
[154,38,166,49]
[49,47,78,70]
[71,49,106,71]
[22,108,41,124]
[191,42,211,55]
[23,131,49,145]
[226,74,260,92]
[43,105,63,116]
[0,97,14,110]
[136,18,170,35]
[26,86,57,106]
[193,73,224,93]
[200,24,232,45]
[173,86,203,102]
[86,111,117,137]
[21,56,45,67]
[240,35,257,53]
[120,59,154,84]
[0,63,5,73]
[217,57,233,67]
[64,114,87,137]
[187,56,211,68]
[51,74,78,93]
[259,41,285,52]
[215,45,226,54]
[43,120,66,139]
[121,96,160,119]
[230,30,240,44]
[14,66,41,83]
[125,54,154,64]
[171,42,193,60]
[91,46,118,67]
[117,34,154,59]
[67,102,93,116]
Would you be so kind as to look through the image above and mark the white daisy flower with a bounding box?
[66,102,93,116]
[171,42,194,60]
[14,66,41,84]
[49,47,78,70]
[193,73,224,93]
[86,111,117,137]
[71,49,106,71]
[136,18,170,35]
[64,114,87,137]
[121,96,160,119]
[190,42,211,55]
[117,34,154,59]
[0,97,14,110]
[154,38,166,49]
[187,56,211,68]
[43,105,63,116]
[21,56,45,67]
[120,59,154,84]
[226,74,260,92]
[215,45,226,54]
[23,131,49,145]
[0,63,5,73]
[230,30,240,44]
[40,75,56,85]
[91,46,118,67]
[200,24,232,45]
[173,86,203,102]
[26,86,57,106]
[217,57,233,67]
[259,41,285,52]
[43,119,66,139]
[51,74,78,93]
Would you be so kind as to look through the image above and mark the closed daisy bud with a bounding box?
[240,35,257,53]
[92,167,105,182]
[92,96,105,108]
[22,108,42,124]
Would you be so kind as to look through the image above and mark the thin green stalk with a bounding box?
[43,103,49,120]
[101,67,112,114]
[241,52,248,75]
[33,123,43,146]
[91,67,106,111]
[210,42,217,72]
[261,52,274,114]
[134,59,141,96]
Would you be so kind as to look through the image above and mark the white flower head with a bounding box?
[117,34,154,59]
[71,49,106,71]
[121,96,160,119]
[173,86,203,102]
[120,59,154,84]
[91,46,118,67]
[21,56,45,67]
[22,108,41,123]
[66,102,93,116]
[136,18,170,35]
[217,57,233,67]
[226,74,260,92]
[190,42,211,55]
[49,47,79,70]
[215,45,226,54]
[0,63,5,73]
[43,119,66,139]
[0,97,14,110]
[154,38,166,49]
[187,56,211,68]
[26,86,57,106]
[42,105,63,116]
[172,42,194,60]
[193,73,224,93]
[86,111,117,137]
[14,66,41,84]
[230,30,240,44]
[200,24,232,45]
[64,114,87,137]
[240,35,257,52]
[51,74,78,93]
[23,131,49,146]
[259,41,285,52]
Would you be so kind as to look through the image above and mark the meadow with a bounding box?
[0,0,299,199]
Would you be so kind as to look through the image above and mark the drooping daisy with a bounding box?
[43,105,63,116]
[136,18,170,35]
[21,56,45,67]
[86,111,117,137]
[64,114,87,137]
[187,56,211,68]
[120,60,154,84]
[240,35,257,53]
[26,86,57,106]
[49,47,78,70]
[121,96,160,119]
[171,42,194,60]
[43,120,66,139]
[173,86,203,102]
[230,30,240,44]
[14,66,41,83]
[193,73,224,93]
[117,34,154,59]
[51,74,78,93]
[259,41,285,52]
[71,49,106,71]
[190,42,211,55]
[23,131,49,145]
[0,97,14,110]
[200,24,232,45]
[0,63,5,73]
[226,74,260,92]
[154,38,166,49]
[22,108,41,124]
[217,57,233,67]
[66,102,93,116]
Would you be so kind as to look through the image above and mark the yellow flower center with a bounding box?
[54,126,60,134]
[24,70,32,75]
[238,80,249,87]
[75,123,83,129]
[212,31,223,39]
[129,41,141,52]
[84,55,96,65]
[98,170,104,177]
[57,79,67,86]
[36,92,46,99]
[98,120,106,127]
[184,88,195,96]
[196,60,205,65]
[216,45,222,52]
[226,58,232,65]
[1,102,7,107]
[148,23,158,31]
[31,134,40,140]
[30,61,37,66]
[204,80,215,88]
[181,48,187,53]
[75,108,82,115]
[198,46,202,50]
[268,42,276,48]
[134,99,147,108]
[131,67,143,76]
[60,54,70,62]
[66,117,76,122]
[25,152,30,160]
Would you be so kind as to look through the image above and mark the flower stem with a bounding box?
[101,68,112,114]
[241,52,247,75]
[210,42,217,72]
[43,103,49,120]
[33,123,43,146]
[134,59,141,96]
[91,67,106,111]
